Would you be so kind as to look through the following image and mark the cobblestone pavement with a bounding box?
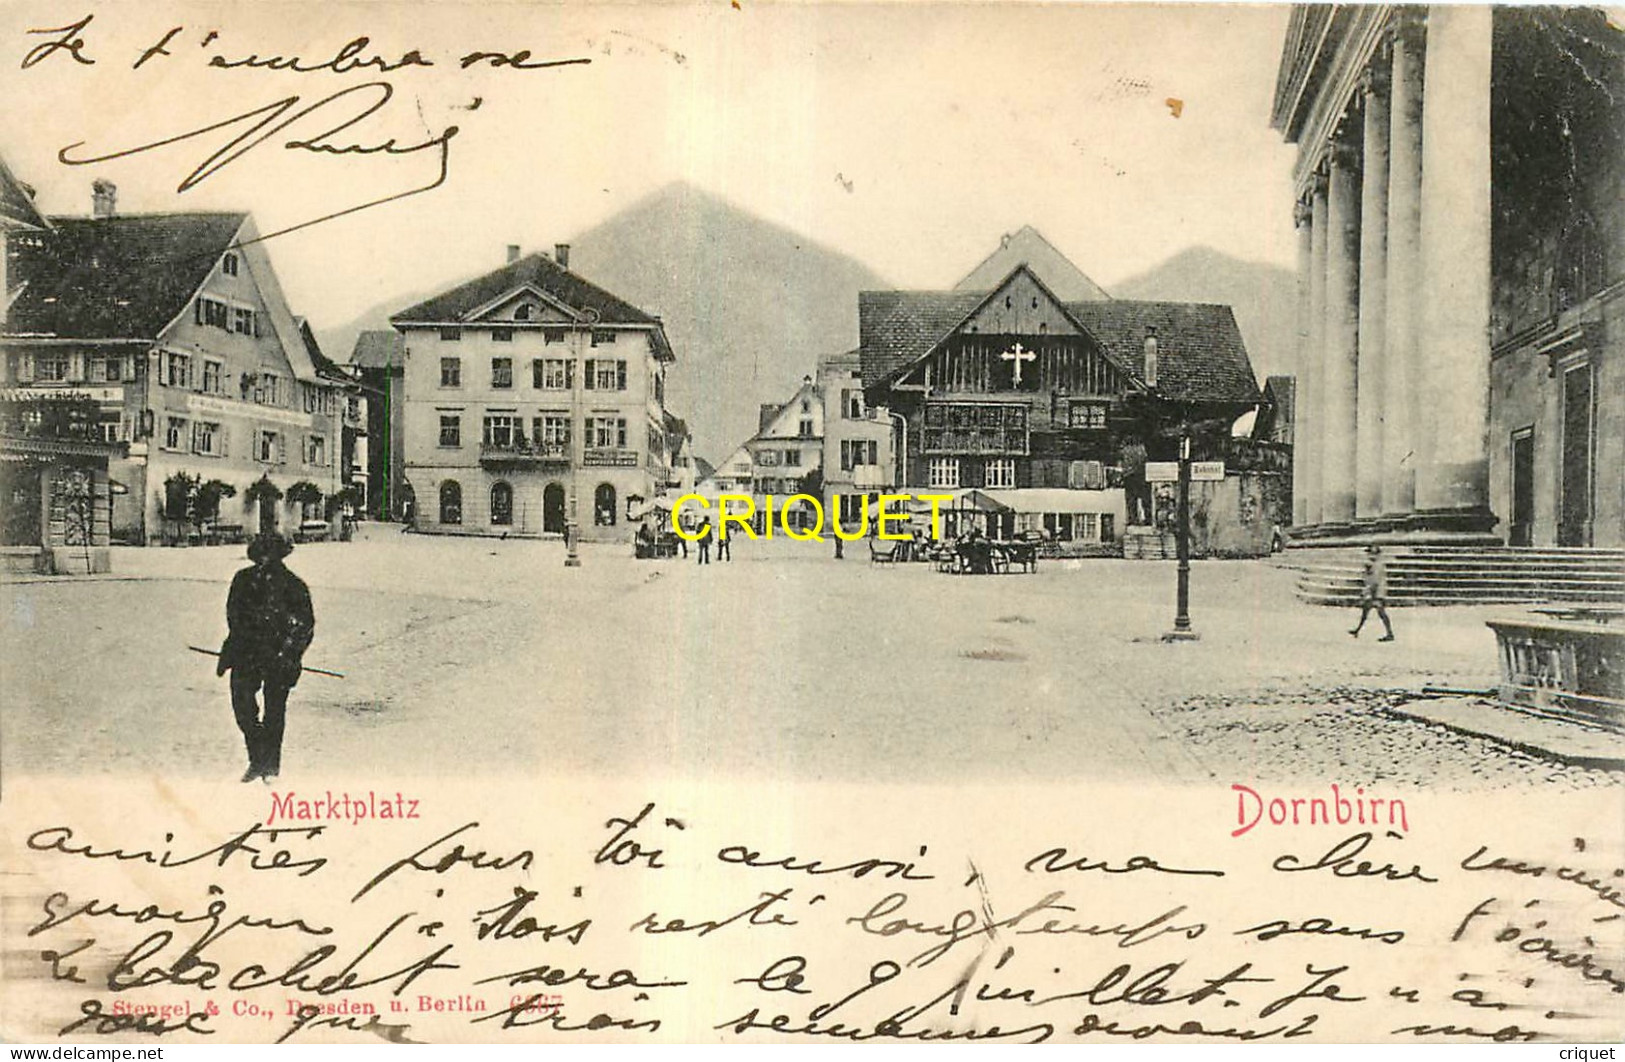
[3,530,1619,790]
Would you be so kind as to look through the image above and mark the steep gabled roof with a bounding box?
[350,329,406,370]
[858,288,986,390]
[956,225,1111,302]
[860,271,1259,407]
[295,316,349,381]
[0,156,47,232]
[392,252,660,328]
[749,377,821,442]
[1064,300,1259,406]
[4,212,246,339]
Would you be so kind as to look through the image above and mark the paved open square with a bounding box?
[5,531,1617,791]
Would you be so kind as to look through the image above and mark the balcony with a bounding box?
[479,441,570,468]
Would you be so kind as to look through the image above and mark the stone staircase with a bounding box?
[1283,545,1625,607]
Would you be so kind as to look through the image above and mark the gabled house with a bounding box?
[389,244,682,540]
[861,262,1260,547]
[1,183,345,543]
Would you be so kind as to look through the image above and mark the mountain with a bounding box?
[1110,247,1297,385]
[565,182,889,463]
[957,225,1110,302]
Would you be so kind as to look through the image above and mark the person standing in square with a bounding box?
[218,534,315,781]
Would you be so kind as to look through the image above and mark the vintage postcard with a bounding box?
[2,1,1622,1046]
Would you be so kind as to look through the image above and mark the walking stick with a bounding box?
[188,645,345,679]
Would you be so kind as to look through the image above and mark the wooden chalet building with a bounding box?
[860,263,1260,541]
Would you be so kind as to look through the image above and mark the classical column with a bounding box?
[1292,197,1313,527]
[1356,64,1390,520]
[1305,170,1329,526]
[1416,4,1493,517]
[1321,128,1361,526]
[1382,12,1425,517]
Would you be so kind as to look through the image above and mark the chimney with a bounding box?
[554,243,570,270]
[91,179,117,219]
[1143,326,1159,389]
[506,244,521,264]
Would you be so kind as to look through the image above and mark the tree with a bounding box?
[195,479,237,522]
[162,472,200,522]
[245,474,283,506]
[286,481,323,522]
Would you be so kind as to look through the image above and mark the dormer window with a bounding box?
[222,253,239,276]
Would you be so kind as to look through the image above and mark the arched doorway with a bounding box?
[490,481,513,526]
[439,480,462,525]
[542,483,566,533]
[594,483,616,526]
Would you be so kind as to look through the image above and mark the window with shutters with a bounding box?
[193,421,220,456]
[539,414,570,447]
[37,354,70,382]
[483,414,518,448]
[259,430,280,463]
[202,360,223,394]
[590,416,626,448]
[536,358,572,390]
[307,435,326,466]
[231,307,256,335]
[165,352,190,389]
[166,417,188,451]
[592,359,623,391]
[491,357,513,388]
[197,297,229,329]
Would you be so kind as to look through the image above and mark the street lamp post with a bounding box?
[1163,430,1199,641]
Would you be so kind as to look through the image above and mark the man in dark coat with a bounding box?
[218,533,315,782]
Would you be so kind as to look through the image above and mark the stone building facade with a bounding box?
[1272,6,1623,546]
[390,246,683,542]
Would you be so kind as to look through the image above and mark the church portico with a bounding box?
[1272,5,1622,548]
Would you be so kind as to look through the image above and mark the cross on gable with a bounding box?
[1000,342,1037,386]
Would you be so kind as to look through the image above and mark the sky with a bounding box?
[2,2,1301,333]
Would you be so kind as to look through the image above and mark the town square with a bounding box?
[1,1,1622,1046]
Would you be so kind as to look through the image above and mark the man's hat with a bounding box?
[248,533,295,562]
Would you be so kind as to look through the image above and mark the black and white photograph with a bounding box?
[1,1,1622,1045]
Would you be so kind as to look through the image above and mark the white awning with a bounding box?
[982,488,1124,515]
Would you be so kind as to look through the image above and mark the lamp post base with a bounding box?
[1161,628,1201,642]
[564,520,581,568]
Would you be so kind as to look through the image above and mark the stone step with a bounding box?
[1292,543,1625,607]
